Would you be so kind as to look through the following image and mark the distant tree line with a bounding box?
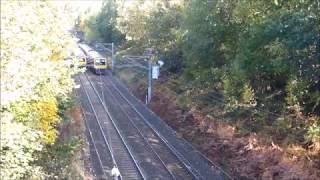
[77,0,124,44]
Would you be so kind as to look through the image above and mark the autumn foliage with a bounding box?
[1,1,77,178]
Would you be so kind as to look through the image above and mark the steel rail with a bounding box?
[98,47,231,179]
[79,103,108,179]
[79,75,120,179]
[106,74,233,179]
[105,48,233,179]
[79,74,123,180]
[85,72,175,179]
[83,73,146,180]
[89,73,185,180]
[103,75,204,179]
[76,77,109,179]
[99,75,195,179]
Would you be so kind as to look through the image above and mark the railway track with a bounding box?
[77,74,142,180]
[85,72,184,179]
[87,72,196,180]
[78,71,229,180]
[103,72,229,180]
[76,76,112,179]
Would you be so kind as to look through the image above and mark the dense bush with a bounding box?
[1,113,44,179]
[179,0,320,116]
[1,1,77,178]
[180,0,319,145]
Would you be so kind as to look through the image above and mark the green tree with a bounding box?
[79,0,124,44]
[1,1,77,178]
[182,0,320,115]
[117,0,186,72]
[97,0,124,44]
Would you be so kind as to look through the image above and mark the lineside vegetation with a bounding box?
[1,1,80,179]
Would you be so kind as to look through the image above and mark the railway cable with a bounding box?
[106,68,299,180]
[197,90,293,122]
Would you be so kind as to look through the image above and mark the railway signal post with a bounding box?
[146,50,153,104]
[120,50,164,105]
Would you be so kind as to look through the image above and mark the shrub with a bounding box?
[35,98,59,145]
[1,1,77,178]
[305,123,320,148]
[0,113,43,179]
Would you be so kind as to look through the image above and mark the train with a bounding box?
[73,47,87,67]
[78,43,111,74]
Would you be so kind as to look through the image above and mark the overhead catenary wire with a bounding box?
[116,57,148,71]
[201,90,290,120]
[111,47,301,179]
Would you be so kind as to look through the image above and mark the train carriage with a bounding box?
[74,47,87,67]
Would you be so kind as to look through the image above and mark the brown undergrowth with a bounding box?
[130,80,320,180]
[58,105,93,180]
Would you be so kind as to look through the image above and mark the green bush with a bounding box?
[37,138,81,179]
[305,123,320,146]
[0,113,43,179]
[1,1,78,178]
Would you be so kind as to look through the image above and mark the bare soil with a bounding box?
[131,81,320,180]
[60,105,94,180]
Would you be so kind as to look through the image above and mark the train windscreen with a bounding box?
[95,58,106,65]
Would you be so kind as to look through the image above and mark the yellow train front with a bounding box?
[92,57,108,74]
[78,43,109,74]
